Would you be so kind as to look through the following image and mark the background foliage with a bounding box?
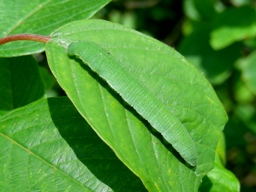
[95,0,256,191]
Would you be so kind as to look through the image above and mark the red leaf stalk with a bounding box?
[0,34,51,45]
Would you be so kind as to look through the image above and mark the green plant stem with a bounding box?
[0,34,51,45]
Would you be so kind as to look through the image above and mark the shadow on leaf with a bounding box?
[47,97,147,191]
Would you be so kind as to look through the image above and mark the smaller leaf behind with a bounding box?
[199,153,240,192]
[68,41,198,166]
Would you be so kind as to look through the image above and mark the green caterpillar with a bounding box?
[68,41,198,167]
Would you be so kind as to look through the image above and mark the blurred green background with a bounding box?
[94,0,256,191]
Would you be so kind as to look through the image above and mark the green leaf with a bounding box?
[199,154,240,192]
[178,26,242,84]
[183,0,201,21]
[230,0,250,6]
[39,66,55,92]
[39,66,59,98]
[46,40,202,192]
[233,77,254,104]
[183,0,216,21]
[237,51,256,94]
[0,0,110,57]
[210,6,256,50]
[216,132,226,165]
[0,56,44,114]
[45,19,227,191]
[0,97,147,191]
[234,104,256,134]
